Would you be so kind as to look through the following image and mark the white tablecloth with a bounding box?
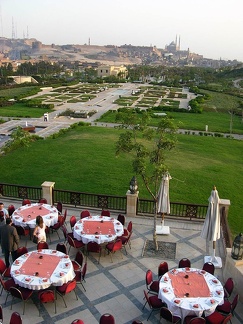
[73,215,123,244]
[11,249,75,290]
[12,203,58,229]
[158,268,224,320]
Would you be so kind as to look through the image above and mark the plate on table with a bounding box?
[163,276,169,282]
[62,262,70,269]
[173,299,182,306]
[210,279,220,285]
[191,303,201,310]
[214,290,223,297]
[207,299,216,306]
[42,278,48,283]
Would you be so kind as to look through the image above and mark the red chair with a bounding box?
[8,204,15,216]
[206,312,232,324]
[14,225,30,246]
[38,289,56,316]
[143,290,166,320]
[158,261,169,279]
[37,241,49,249]
[56,201,63,215]
[80,210,90,219]
[71,320,84,324]
[123,221,132,236]
[10,286,33,315]
[184,315,206,324]
[87,241,102,263]
[216,293,239,321]
[22,199,31,206]
[145,269,159,295]
[63,208,67,225]
[202,262,215,275]
[61,225,69,244]
[120,230,132,254]
[72,251,84,270]
[67,234,85,254]
[105,239,123,262]
[56,243,67,254]
[101,209,110,217]
[223,277,234,299]
[178,258,191,268]
[117,214,125,225]
[159,306,181,323]
[74,262,87,292]
[0,277,17,304]
[56,279,78,308]
[9,312,22,324]
[50,215,64,239]
[0,259,11,278]
[70,215,77,230]
[39,198,47,203]
[16,246,28,258]
[99,313,115,324]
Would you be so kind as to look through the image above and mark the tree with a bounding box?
[1,126,34,155]
[115,109,177,250]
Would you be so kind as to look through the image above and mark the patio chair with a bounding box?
[143,290,166,321]
[123,221,132,236]
[56,243,67,254]
[56,201,63,214]
[37,241,49,249]
[0,276,17,304]
[72,250,84,270]
[99,313,115,324]
[9,312,22,324]
[101,209,110,217]
[62,208,67,225]
[56,279,78,308]
[105,239,123,262]
[206,312,232,324]
[120,230,132,254]
[16,246,28,258]
[67,234,85,254]
[8,204,15,216]
[74,262,87,291]
[159,306,181,323]
[50,215,64,239]
[178,258,191,268]
[69,215,77,230]
[223,277,234,299]
[38,198,47,203]
[38,289,56,316]
[61,225,69,244]
[184,315,206,324]
[0,259,11,278]
[145,269,159,295]
[216,293,239,323]
[10,286,33,315]
[158,261,169,279]
[202,261,215,275]
[80,209,91,219]
[22,199,31,206]
[86,241,102,263]
[14,225,30,246]
[117,214,126,225]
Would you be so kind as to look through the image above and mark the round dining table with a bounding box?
[12,203,58,229]
[73,215,124,244]
[158,267,224,321]
[10,249,75,290]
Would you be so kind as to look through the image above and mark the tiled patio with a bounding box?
[0,200,242,324]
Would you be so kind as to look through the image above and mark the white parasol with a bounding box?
[156,172,171,235]
[201,186,222,268]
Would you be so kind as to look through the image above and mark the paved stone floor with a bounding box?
[0,200,242,324]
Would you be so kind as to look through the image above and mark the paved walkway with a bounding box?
[0,199,242,324]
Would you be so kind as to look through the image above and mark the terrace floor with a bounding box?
[1,199,242,324]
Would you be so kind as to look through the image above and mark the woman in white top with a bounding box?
[33,215,46,243]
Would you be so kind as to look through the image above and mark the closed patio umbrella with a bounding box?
[201,186,222,268]
[156,172,171,235]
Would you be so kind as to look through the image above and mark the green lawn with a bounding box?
[0,125,242,237]
[0,102,54,118]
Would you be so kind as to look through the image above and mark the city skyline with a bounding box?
[1,0,243,62]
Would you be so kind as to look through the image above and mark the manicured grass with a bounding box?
[0,125,242,236]
[0,102,54,117]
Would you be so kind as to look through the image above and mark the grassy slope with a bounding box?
[0,126,242,236]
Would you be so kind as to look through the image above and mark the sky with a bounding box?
[1,0,243,62]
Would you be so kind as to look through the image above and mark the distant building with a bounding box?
[97,65,128,78]
[12,76,38,84]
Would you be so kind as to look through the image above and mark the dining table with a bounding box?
[158,267,224,321]
[73,215,124,244]
[12,203,58,229]
[10,249,75,290]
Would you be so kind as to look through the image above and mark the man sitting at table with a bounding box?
[0,217,19,267]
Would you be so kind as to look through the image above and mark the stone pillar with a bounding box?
[223,248,243,302]
[41,181,55,205]
[219,199,231,218]
[126,190,139,217]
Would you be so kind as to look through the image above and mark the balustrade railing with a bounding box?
[0,183,42,201]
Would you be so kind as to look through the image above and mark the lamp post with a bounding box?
[231,233,243,260]
[129,176,138,194]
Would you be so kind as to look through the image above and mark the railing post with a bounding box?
[41,181,55,205]
[219,199,231,218]
[126,190,139,217]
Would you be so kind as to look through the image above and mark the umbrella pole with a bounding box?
[161,213,164,228]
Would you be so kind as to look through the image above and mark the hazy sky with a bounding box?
[1,0,243,61]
